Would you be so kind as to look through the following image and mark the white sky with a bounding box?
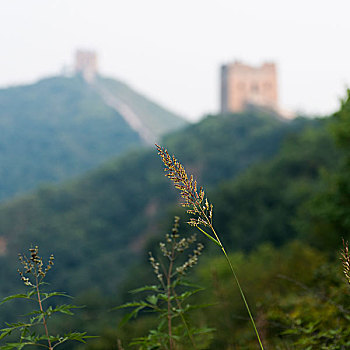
[0,0,349,121]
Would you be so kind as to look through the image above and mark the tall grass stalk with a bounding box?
[156,144,265,350]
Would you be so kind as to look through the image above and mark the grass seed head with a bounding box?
[18,246,54,285]
[341,239,350,285]
[156,144,213,229]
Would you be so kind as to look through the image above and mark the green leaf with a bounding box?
[195,226,221,246]
[191,327,216,335]
[0,342,36,350]
[176,289,203,301]
[184,303,214,311]
[177,280,203,289]
[40,292,72,302]
[52,304,81,315]
[0,323,32,340]
[0,343,22,350]
[25,310,42,317]
[119,306,146,327]
[112,301,144,310]
[1,294,31,304]
[64,331,97,342]
[156,293,168,301]
[129,285,160,294]
[146,295,158,305]
[0,329,13,341]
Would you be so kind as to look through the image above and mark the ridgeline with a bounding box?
[0,75,186,201]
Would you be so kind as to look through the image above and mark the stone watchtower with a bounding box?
[220,61,278,114]
[75,50,98,83]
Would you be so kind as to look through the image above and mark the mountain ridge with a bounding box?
[0,74,186,201]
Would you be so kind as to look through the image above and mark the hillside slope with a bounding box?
[0,75,186,201]
[95,76,187,143]
[0,111,312,300]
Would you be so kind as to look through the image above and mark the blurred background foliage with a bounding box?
[1,86,350,348]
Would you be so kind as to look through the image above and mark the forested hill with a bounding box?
[0,111,313,299]
[0,75,186,201]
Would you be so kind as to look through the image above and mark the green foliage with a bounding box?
[297,92,350,252]
[0,246,92,349]
[0,112,309,304]
[0,76,143,201]
[1,97,350,349]
[272,260,350,349]
[283,320,350,349]
[0,109,334,346]
[164,112,310,186]
[192,242,348,349]
[0,75,187,202]
[212,121,338,252]
[156,144,264,349]
[117,217,213,349]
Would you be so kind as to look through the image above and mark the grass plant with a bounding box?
[156,144,265,349]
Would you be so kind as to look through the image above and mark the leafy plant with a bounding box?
[267,240,350,349]
[117,216,213,350]
[0,246,92,349]
[156,144,265,349]
[283,320,350,349]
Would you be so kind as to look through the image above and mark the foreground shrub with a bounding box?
[0,246,92,350]
[118,216,213,350]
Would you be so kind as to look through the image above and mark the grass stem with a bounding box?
[208,224,264,350]
[156,144,265,349]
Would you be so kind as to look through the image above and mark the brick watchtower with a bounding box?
[220,61,278,114]
[75,50,98,83]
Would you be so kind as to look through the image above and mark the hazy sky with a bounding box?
[1,0,349,120]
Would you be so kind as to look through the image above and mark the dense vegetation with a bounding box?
[104,100,350,349]
[0,110,309,300]
[0,75,186,201]
[1,93,350,348]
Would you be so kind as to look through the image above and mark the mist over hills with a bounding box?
[0,75,186,201]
